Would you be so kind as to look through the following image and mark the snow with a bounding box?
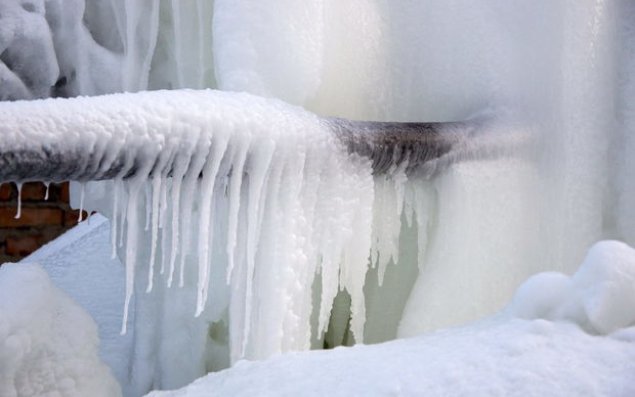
[0,262,121,397]
[22,214,134,396]
[146,320,635,397]
[146,241,635,396]
[510,240,635,335]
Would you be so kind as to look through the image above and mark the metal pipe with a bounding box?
[0,90,511,182]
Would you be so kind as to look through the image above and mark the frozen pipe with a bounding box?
[0,90,518,182]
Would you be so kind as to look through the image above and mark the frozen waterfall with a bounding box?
[1,0,634,395]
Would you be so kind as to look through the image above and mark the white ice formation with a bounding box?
[0,263,121,397]
[1,0,635,396]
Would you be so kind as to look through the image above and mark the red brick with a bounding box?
[64,209,89,226]
[6,235,43,256]
[0,207,64,228]
[60,182,70,203]
[0,183,13,201]
[20,182,48,201]
[0,255,20,265]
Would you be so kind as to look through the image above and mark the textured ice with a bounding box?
[0,262,121,397]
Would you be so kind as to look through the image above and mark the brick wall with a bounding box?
[0,182,88,263]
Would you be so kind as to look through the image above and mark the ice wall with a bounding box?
[0,0,215,99]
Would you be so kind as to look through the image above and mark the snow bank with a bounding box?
[0,262,121,397]
[145,240,635,397]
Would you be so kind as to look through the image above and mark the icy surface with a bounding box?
[147,241,635,396]
[22,214,134,396]
[0,262,121,397]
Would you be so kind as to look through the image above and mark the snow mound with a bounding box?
[144,240,635,396]
[510,240,635,334]
[146,319,635,397]
[0,262,122,397]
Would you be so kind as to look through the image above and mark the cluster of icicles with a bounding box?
[0,89,432,362]
[102,94,431,362]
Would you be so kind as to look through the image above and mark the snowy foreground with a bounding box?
[146,240,635,397]
[147,320,635,397]
[3,239,635,396]
[0,262,121,397]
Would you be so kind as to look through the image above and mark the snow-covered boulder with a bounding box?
[0,262,121,397]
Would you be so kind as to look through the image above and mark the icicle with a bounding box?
[159,176,169,229]
[413,182,432,271]
[225,141,250,284]
[196,0,206,87]
[179,132,210,288]
[14,182,22,219]
[241,140,275,349]
[144,182,152,231]
[167,156,190,288]
[121,180,143,335]
[111,179,120,259]
[77,183,85,222]
[159,177,170,275]
[171,0,184,88]
[118,182,128,248]
[195,134,230,316]
[146,175,162,293]
[138,0,161,89]
[44,182,50,201]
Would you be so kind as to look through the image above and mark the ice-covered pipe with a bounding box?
[0,89,514,182]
